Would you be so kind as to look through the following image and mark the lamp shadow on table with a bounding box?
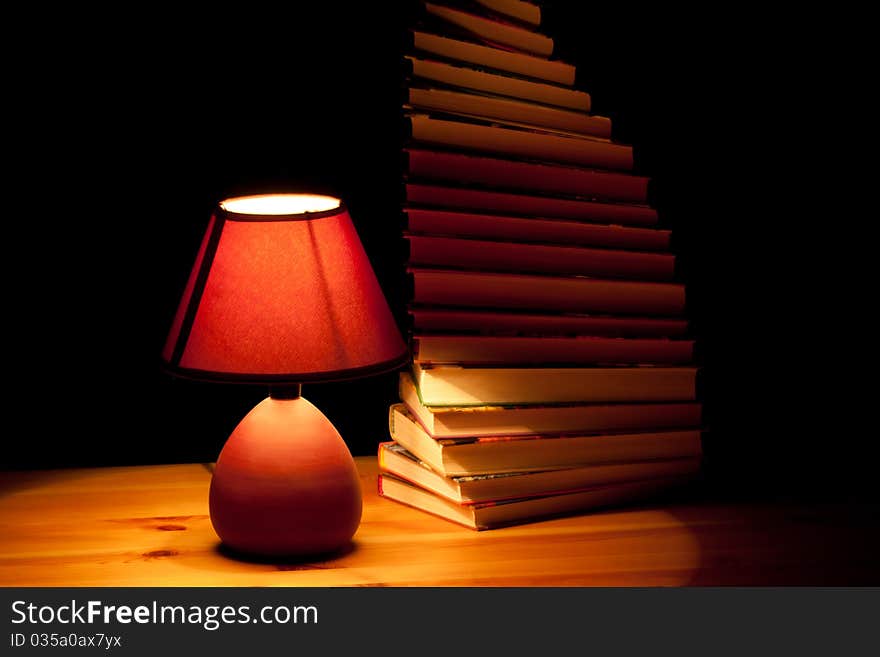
[630,477,868,586]
[660,481,880,586]
[214,542,357,570]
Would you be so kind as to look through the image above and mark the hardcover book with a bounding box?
[406,233,675,280]
[405,58,588,110]
[406,114,634,170]
[404,182,657,224]
[423,2,554,57]
[411,362,698,405]
[404,149,648,203]
[406,87,610,138]
[412,333,694,365]
[409,307,689,337]
[399,372,702,439]
[405,208,670,251]
[379,472,693,530]
[410,30,576,85]
[409,268,687,316]
[379,441,701,504]
[389,403,703,476]
[443,0,542,27]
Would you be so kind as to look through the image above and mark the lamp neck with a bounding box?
[269,384,302,400]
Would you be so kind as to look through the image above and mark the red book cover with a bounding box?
[407,115,634,170]
[409,308,689,337]
[405,208,670,251]
[409,268,686,316]
[406,234,675,280]
[406,149,649,203]
[406,183,657,225]
[412,334,694,365]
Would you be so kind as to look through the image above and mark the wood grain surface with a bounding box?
[1,459,878,586]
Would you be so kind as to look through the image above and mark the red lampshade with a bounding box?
[162,193,407,382]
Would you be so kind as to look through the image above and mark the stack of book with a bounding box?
[379,0,702,529]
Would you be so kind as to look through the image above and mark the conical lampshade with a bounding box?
[162,193,407,382]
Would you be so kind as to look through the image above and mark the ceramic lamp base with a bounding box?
[209,395,362,557]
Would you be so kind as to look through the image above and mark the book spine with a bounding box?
[410,269,686,316]
[404,208,671,251]
[418,366,699,405]
[407,58,589,111]
[440,0,542,28]
[405,183,657,225]
[412,335,695,365]
[406,88,611,138]
[424,2,554,57]
[405,149,647,202]
[409,307,689,337]
[408,115,634,170]
[411,31,576,85]
[406,234,676,281]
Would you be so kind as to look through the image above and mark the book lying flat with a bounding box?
[405,58,588,111]
[379,441,702,504]
[459,0,542,27]
[407,115,633,170]
[406,234,675,280]
[409,268,686,316]
[406,87,610,138]
[424,2,554,57]
[390,403,703,476]
[378,472,693,530]
[405,208,669,251]
[410,31,575,85]
[405,150,647,203]
[405,183,657,225]
[409,308,689,337]
[412,334,694,365]
[411,362,698,406]
[399,371,702,439]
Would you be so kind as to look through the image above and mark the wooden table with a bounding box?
[2,458,878,586]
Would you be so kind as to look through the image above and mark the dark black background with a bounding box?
[7,4,868,501]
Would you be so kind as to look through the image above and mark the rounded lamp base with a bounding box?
[209,396,362,557]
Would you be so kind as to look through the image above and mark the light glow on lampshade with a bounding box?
[220,193,341,216]
[162,194,407,382]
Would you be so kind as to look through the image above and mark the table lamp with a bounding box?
[162,193,408,557]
